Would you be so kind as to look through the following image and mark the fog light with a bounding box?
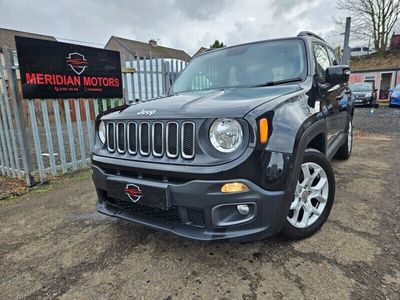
[237,204,250,215]
[221,182,249,193]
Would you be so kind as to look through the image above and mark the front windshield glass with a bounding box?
[171,39,306,93]
[351,83,373,92]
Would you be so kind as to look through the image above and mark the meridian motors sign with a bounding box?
[15,36,123,99]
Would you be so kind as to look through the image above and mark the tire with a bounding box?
[335,119,352,160]
[280,149,335,240]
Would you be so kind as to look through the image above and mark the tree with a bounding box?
[335,0,400,52]
[210,40,226,48]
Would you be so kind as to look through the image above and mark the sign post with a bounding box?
[342,17,351,65]
[3,48,34,186]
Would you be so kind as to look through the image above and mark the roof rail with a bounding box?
[297,31,325,42]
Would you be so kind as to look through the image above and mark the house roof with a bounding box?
[105,36,191,61]
[192,47,207,58]
[350,50,400,71]
[0,27,56,51]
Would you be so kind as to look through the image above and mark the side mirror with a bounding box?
[326,65,350,85]
[388,89,393,93]
[374,88,378,92]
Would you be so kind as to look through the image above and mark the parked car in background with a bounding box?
[350,82,378,107]
[389,85,400,107]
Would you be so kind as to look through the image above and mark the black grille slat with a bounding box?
[152,122,164,156]
[107,122,115,152]
[166,122,178,158]
[128,122,137,154]
[117,122,126,153]
[140,122,150,155]
[106,120,195,159]
[182,122,195,159]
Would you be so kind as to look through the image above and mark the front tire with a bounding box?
[281,149,335,240]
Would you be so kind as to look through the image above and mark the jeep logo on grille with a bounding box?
[137,109,156,116]
[124,184,143,203]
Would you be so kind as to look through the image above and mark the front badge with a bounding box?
[124,184,143,203]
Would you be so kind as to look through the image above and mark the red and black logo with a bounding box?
[66,52,88,75]
[124,184,143,203]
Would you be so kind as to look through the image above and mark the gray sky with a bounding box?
[0,0,346,55]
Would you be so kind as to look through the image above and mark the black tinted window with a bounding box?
[327,48,338,65]
[313,44,330,83]
[172,40,307,93]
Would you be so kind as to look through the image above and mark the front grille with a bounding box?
[108,197,181,223]
[106,120,196,160]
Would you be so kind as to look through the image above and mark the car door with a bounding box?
[313,43,343,147]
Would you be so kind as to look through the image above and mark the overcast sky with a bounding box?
[1,0,347,55]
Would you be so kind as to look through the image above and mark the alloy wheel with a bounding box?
[287,162,329,229]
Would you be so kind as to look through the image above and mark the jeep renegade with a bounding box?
[92,32,354,242]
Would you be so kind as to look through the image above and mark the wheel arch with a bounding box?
[291,118,328,184]
[283,119,328,216]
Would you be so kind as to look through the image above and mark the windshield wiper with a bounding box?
[251,77,303,88]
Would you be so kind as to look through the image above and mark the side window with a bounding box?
[313,44,330,83]
[327,48,338,65]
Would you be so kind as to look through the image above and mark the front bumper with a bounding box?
[354,97,372,105]
[92,165,288,242]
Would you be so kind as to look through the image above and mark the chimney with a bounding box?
[149,39,157,47]
[390,33,400,49]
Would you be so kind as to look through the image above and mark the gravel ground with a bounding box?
[0,107,399,299]
[353,106,400,135]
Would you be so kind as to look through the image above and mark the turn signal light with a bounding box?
[221,182,249,193]
[259,118,269,143]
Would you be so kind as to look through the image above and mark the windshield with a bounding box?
[394,85,400,91]
[351,83,373,92]
[171,39,307,93]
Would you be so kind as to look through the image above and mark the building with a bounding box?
[0,27,56,51]
[0,27,57,73]
[105,36,191,62]
[192,47,207,58]
[349,50,400,101]
[0,28,57,80]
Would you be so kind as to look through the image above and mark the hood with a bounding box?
[391,90,400,96]
[103,85,301,120]
[353,91,371,97]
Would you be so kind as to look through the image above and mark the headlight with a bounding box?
[209,118,243,153]
[98,120,106,144]
[365,93,372,98]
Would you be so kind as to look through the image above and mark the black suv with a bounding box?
[92,32,354,242]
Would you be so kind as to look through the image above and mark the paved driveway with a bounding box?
[0,108,399,299]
